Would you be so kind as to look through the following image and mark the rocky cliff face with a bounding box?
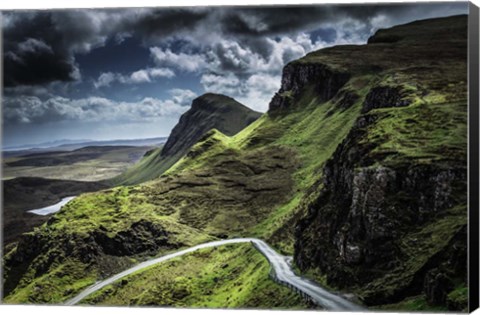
[294,110,467,304]
[269,62,350,113]
[361,86,411,113]
[291,15,468,310]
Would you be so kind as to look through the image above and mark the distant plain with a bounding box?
[3,145,160,182]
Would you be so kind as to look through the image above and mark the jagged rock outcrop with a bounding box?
[92,220,178,256]
[269,63,350,113]
[294,109,467,305]
[361,86,411,113]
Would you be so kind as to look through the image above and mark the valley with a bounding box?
[3,145,162,182]
[2,14,469,312]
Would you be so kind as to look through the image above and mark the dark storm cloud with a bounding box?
[219,6,339,36]
[4,38,78,87]
[2,8,208,87]
[3,10,98,87]
[3,8,131,87]
[128,8,210,42]
[220,3,467,36]
[3,12,78,87]
[3,2,467,88]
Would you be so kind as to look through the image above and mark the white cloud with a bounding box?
[193,32,329,111]
[240,73,282,112]
[200,72,280,112]
[93,32,321,109]
[150,47,207,72]
[200,73,241,96]
[168,88,198,106]
[129,70,152,84]
[149,68,176,79]
[93,72,116,88]
[17,38,54,54]
[94,67,175,88]
[3,89,197,124]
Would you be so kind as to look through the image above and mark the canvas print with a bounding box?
[1,2,478,312]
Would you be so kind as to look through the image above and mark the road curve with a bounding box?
[65,238,364,311]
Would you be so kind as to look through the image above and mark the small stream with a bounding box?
[27,196,76,215]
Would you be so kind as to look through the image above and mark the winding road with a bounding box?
[66,238,364,311]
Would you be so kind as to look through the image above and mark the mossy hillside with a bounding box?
[3,258,99,304]
[360,205,467,305]
[38,187,212,242]
[3,186,215,303]
[246,84,370,253]
[3,78,365,303]
[164,78,373,255]
[106,147,176,187]
[169,85,365,189]
[273,78,372,191]
[164,128,235,175]
[82,244,314,309]
[365,100,467,167]
[3,140,299,303]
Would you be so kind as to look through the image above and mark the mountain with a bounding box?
[3,15,468,311]
[111,93,261,185]
[291,15,468,309]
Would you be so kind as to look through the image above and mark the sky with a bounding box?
[1,2,469,147]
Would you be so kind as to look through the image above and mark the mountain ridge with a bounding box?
[110,93,261,186]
